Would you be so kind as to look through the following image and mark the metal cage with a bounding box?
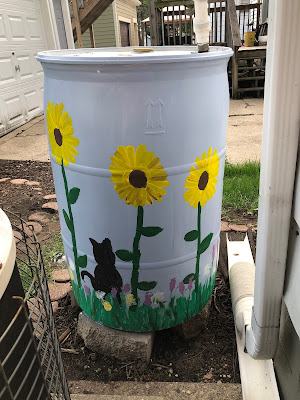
[0,209,70,400]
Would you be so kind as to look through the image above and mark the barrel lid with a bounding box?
[0,209,16,299]
[37,46,233,65]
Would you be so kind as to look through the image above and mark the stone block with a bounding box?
[77,312,154,365]
[172,298,212,340]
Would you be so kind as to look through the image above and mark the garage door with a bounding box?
[0,0,47,136]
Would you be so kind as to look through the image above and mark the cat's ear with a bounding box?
[103,238,116,265]
[89,238,99,261]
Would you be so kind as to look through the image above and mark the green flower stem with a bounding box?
[131,205,144,308]
[61,161,81,288]
[195,202,202,293]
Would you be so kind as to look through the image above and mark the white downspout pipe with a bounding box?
[193,0,210,52]
[245,0,300,359]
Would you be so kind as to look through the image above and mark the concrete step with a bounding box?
[69,381,242,400]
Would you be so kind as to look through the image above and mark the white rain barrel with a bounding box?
[37,46,233,332]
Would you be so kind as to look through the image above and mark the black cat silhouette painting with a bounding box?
[81,238,123,306]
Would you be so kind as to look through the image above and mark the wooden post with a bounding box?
[232,46,239,99]
[148,0,157,46]
[72,0,83,48]
[89,24,95,48]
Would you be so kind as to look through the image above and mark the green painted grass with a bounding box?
[72,273,216,332]
[222,160,260,215]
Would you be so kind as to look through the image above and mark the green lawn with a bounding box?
[222,160,260,215]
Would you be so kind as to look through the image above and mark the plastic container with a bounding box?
[37,46,233,332]
[244,31,256,47]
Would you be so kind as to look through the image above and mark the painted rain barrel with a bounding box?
[37,46,233,332]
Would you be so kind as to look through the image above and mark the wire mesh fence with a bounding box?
[0,208,70,400]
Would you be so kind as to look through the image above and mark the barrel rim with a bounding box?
[37,46,233,65]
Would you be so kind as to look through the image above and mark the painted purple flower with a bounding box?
[122,283,130,294]
[84,285,90,296]
[212,244,216,261]
[179,281,185,293]
[111,287,117,298]
[169,277,176,292]
[144,292,152,306]
[188,276,194,290]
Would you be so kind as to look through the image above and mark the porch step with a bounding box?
[69,381,242,400]
[236,46,267,96]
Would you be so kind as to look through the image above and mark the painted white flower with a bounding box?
[212,261,217,275]
[95,291,106,300]
[151,292,165,304]
[66,256,76,281]
[204,263,211,276]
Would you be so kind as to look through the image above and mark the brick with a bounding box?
[228,224,248,232]
[221,221,231,232]
[18,221,43,235]
[52,268,70,283]
[42,202,58,211]
[48,281,71,301]
[171,298,212,340]
[10,178,27,185]
[25,181,40,186]
[77,312,154,365]
[28,212,50,224]
[43,194,56,200]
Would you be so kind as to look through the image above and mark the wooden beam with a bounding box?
[72,0,114,38]
[148,0,158,46]
[89,25,95,48]
[155,1,193,7]
[72,0,83,48]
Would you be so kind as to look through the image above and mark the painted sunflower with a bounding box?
[184,147,219,208]
[46,101,79,166]
[109,145,169,207]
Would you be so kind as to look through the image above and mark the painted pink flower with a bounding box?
[111,287,117,298]
[122,283,130,294]
[169,278,176,292]
[188,276,194,290]
[84,285,90,296]
[179,281,185,293]
[144,292,152,306]
[212,244,216,261]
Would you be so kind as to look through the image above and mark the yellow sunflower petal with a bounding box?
[110,145,169,207]
[46,102,79,165]
[184,148,219,208]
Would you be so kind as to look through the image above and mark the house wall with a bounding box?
[114,0,139,47]
[274,151,300,399]
[80,4,116,48]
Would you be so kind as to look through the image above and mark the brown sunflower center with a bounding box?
[54,128,63,146]
[129,170,147,188]
[198,171,209,190]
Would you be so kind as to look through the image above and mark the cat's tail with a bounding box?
[81,271,96,289]
[116,291,122,307]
